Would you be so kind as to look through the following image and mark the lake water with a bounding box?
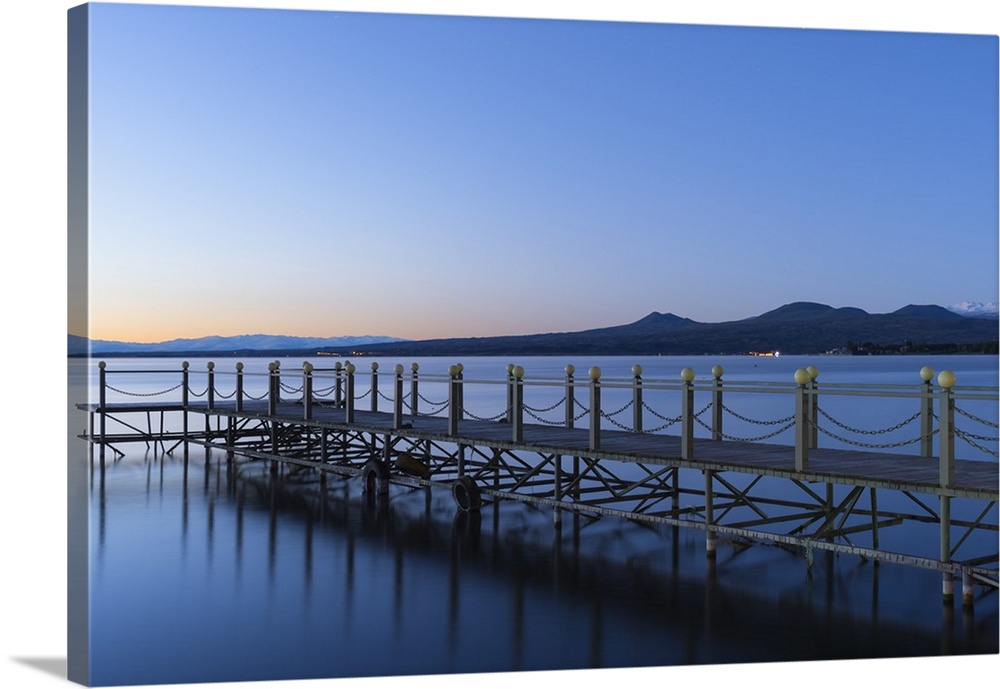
[69,355,999,686]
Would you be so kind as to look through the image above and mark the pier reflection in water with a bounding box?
[89,447,997,687]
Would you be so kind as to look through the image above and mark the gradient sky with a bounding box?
[83,2,999,343]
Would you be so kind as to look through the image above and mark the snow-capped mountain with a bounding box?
[947,301,999,319]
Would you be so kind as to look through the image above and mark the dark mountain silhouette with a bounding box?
[69,302,999,358]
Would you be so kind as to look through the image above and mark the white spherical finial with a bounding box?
[182,361,190,370]
[565,364,575,376]
[334,361,342,371]
[512,365,524,379]
[938,370,956,389]
[711,365,724,379]
[235,362,244,372]
[303,362,314,373]
[680,367,695,383]
[207,361,215,371]
[98,361,106,369]
[506,363,515,375]
[268,362,276,372]
[411,362,419,372]
[345,363,356,374]
[394,364,404,375]
[806,365,819,381]
[448,364,459,377]
[794,368,811,386]
[456,363,464,373]
[371,362,379,371]
[919,366,934,382]
[631,364,643,377]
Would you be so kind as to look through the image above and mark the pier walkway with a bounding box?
[77,360,999,606]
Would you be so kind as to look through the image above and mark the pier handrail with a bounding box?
[93,360,999,471]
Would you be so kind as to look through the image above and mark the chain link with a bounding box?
[955,429,1000,457]
[187,386,208,398]
[463,406,512,422]
[955,405,1000,429]
[417,392,449,407]
[524,396,567,413]
[817,407,920,436]
[696,414,795,441]
[104,382,185,398]
[814,421,935,449]
[721,403,794,426]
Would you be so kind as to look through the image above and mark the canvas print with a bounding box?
[67,2,999,687]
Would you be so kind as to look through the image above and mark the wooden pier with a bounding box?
[77,360,999,606]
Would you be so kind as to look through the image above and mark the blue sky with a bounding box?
[82,2,998,342]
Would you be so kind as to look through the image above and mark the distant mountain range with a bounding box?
[947,301,999,318]
[68,333,407,357]
[69,301,999,357]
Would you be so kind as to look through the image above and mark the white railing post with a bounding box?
[235,362,244,412]
[938,370,956,488]
[267,361,278,417]
[410,363,420,416]
[456,363,465,421]
[393,364,404,429]
[511,365,524,443]
[680,367,695,460]
[793,368,810,471]
[919,366,935,458]
[344,362,356,423]
[564,364,575,428]
[807,365,819,449]
[632,364,643,432]
[711,365,723,441]
[370,362,379,413]
[333,361,343,408]
[181,360,190,445]
[448,364,460,435]
[302,362,313,420]
[206,361,215,411]
[589,366,601,450]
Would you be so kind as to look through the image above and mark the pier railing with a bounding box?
[94,360,999,482]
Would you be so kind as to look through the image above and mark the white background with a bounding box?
[2,2,998,688]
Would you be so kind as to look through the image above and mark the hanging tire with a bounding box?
[394,452,430,479]
[452,475,482,512]
[362,458,389,495]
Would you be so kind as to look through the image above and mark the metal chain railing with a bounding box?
[463,406,512,422]
[813,420,936,450]
[418,392,449,407]
[523,406,569,426]
[721,403,794,427]
[524,396,567,414]
[955,429,1000,458]
[695,414,795,441]
[642,400,683,424]
[816,407,920,436]
[279,382,303,395]
[956,405,1000,429]
[187,386,209,398]
[104,382,184,397]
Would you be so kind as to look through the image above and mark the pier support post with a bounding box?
[711,365,723,441]
[962,571,975,608]
[206,362,215,411]
[302,362,313,420]
[807,366,819,449]
[456,364,464,421]
[941,494,954,604]
[448,365,460,436]
[393,364,404,429]
[919,366,935,457]
[181,361,190,448]
[632,365,643,432]
[370,363,379,413]
[235,362,244,413]
[564,365,575,428]
[511,366,524,443]
[793,369,810,471]
[554,454,562,525]
[344,363,356,423]
[410,363,420,416]
[938,371,956,488]
[705,470,716,558]
[98,362,107,456]
[267,361,278,417]
[588,367,601,450]
[680,367,695,460]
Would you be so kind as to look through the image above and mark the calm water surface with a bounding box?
[73,355,999,686]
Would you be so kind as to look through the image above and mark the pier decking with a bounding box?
[78,360,999,606]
